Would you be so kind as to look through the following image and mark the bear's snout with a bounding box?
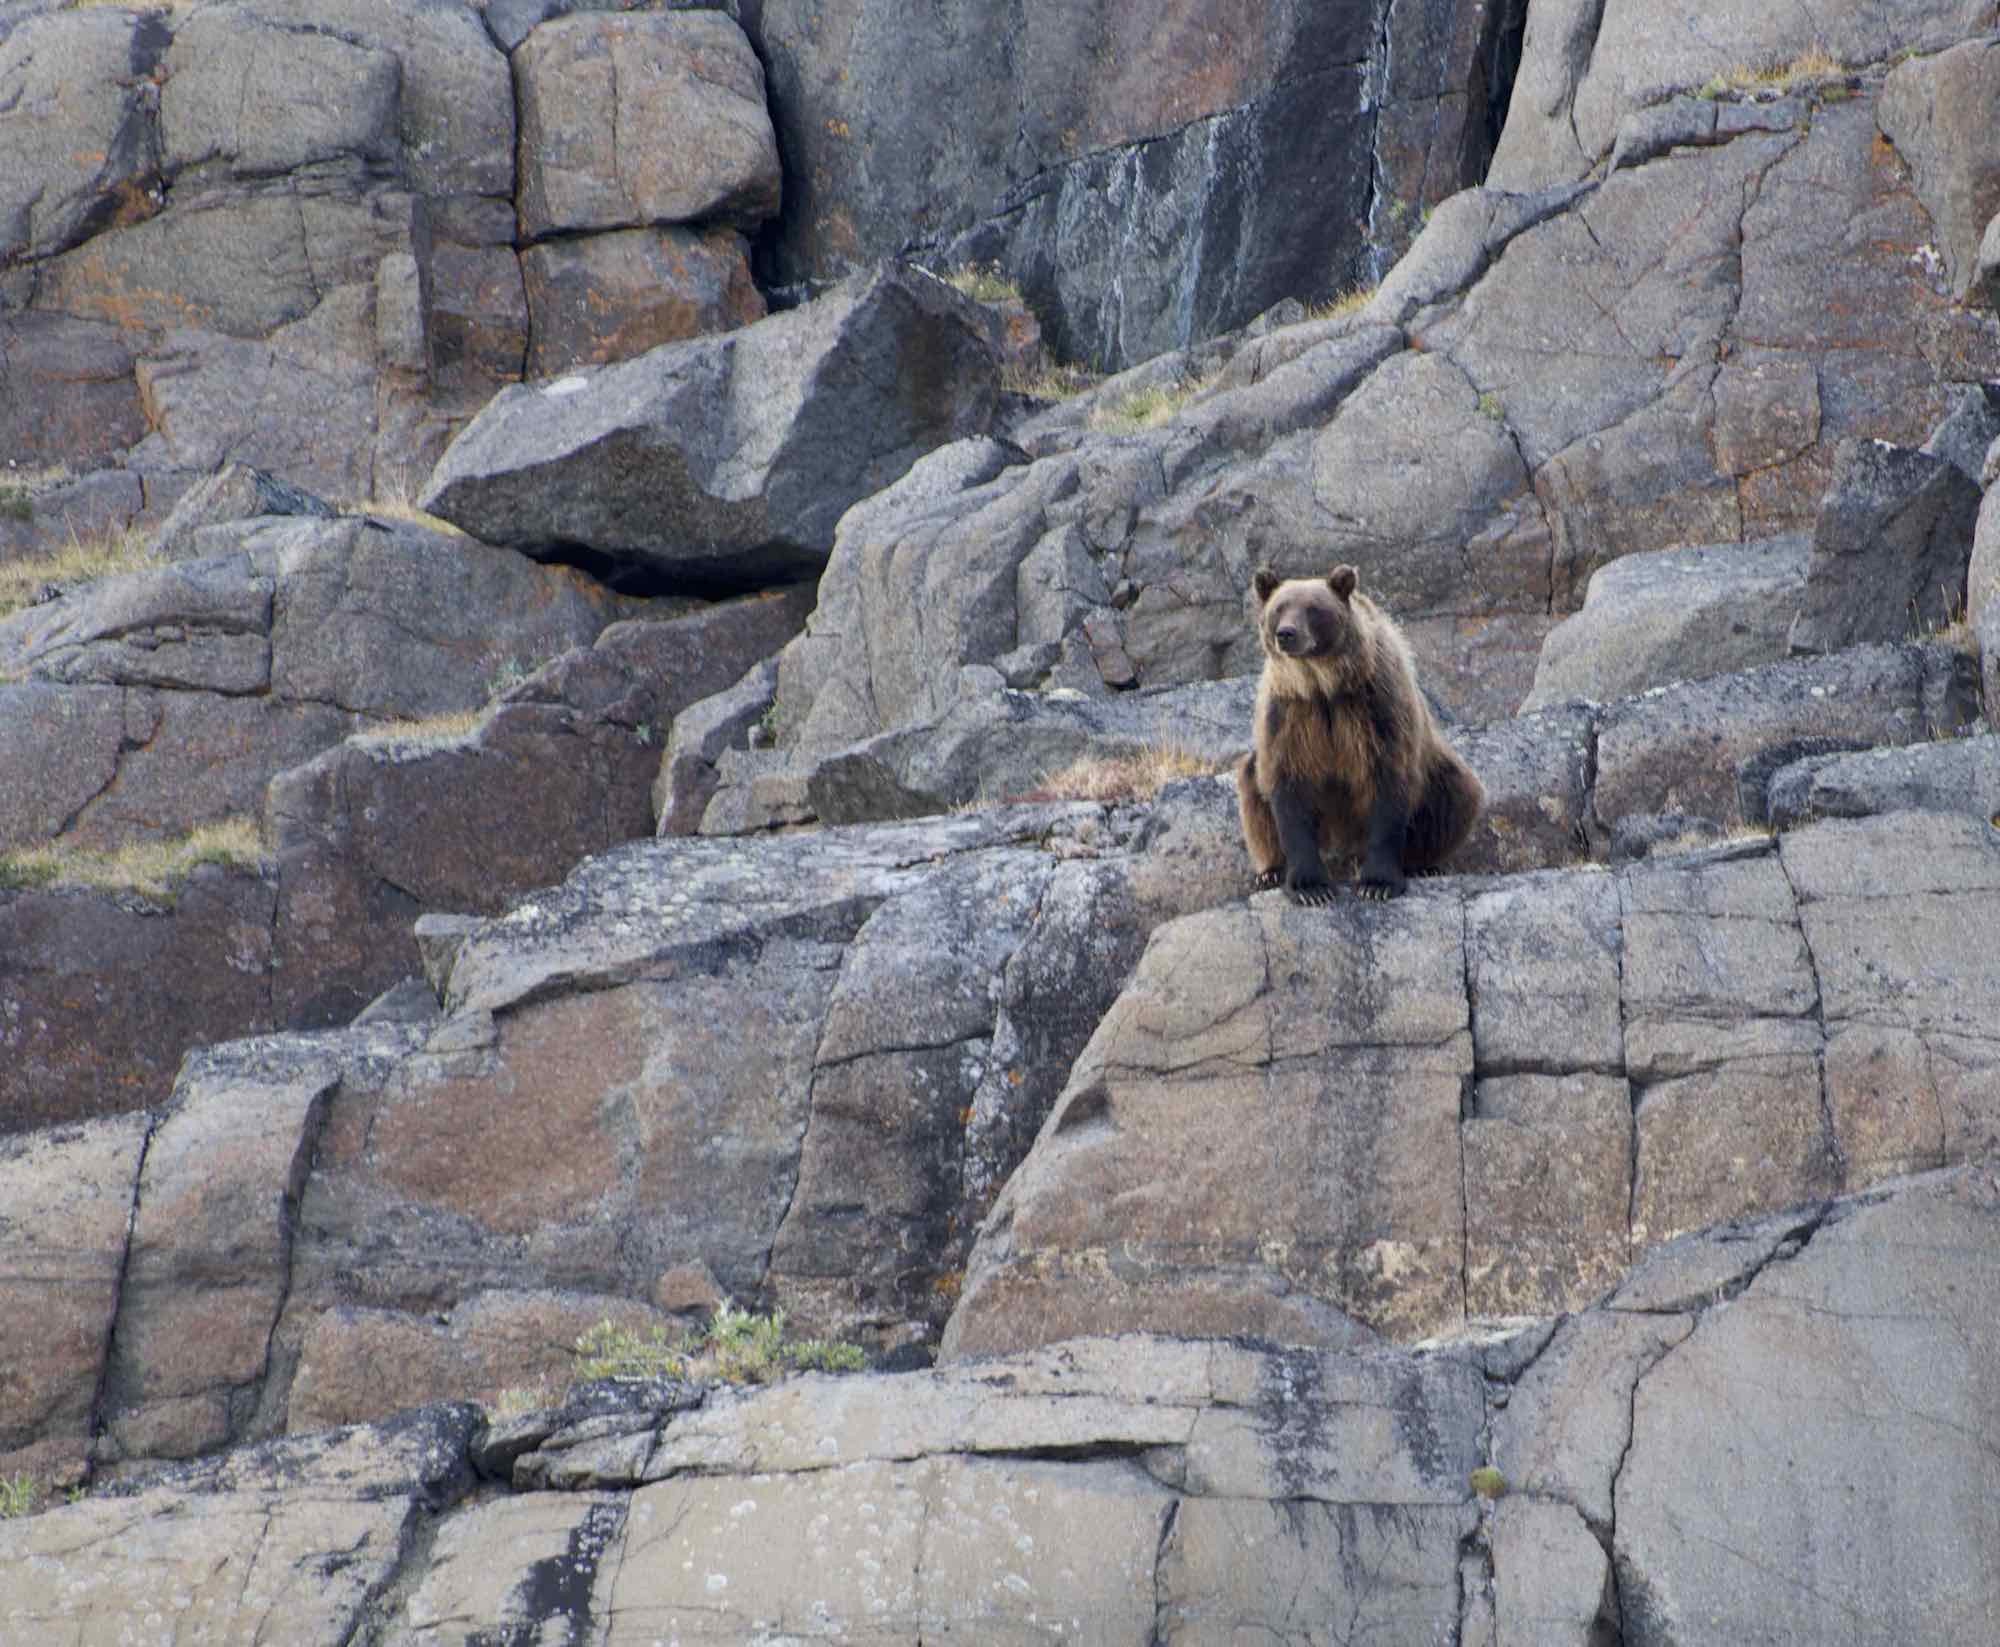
[1273,622,1305,653]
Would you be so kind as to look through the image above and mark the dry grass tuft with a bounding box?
[0,817,266,900]
[342,496,473,540]
[349,708,489,750]
[1698,46,1846,99]
[1002,361,1100,401]
[0,524,159,619]
[1020,742,1222,804]
[1306,283,1377,322]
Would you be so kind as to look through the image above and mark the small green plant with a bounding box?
[571,1304,865,1389]
[940,263,1025,307]
[1088,370,1219,434]
[0,817,265,900]
[1477,391,1505,422]
[1469,1466,1507,1500]
[0,485,30,522]
[0,1474,38,1518]
[573,1320,689,1382]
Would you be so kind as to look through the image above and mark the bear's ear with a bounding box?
[1252,567,1282,605]
[1328,566,1359,601]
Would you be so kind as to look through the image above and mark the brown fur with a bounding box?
[1236,564,1484,901]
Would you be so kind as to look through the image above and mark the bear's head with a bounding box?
[1251,565,1361,663]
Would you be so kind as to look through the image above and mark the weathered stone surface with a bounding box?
[288,1292,674,1435]
[1791,437,1982,653]
[1450,703,1598,875]
[1468,870,1623,1076]
[1591,645,1946,832]
[752,0,1407,371]
[0,8,166,265]
[0,516,640,851]
[0,1407,479,1644]
[1767,733,2000,830]
[96,1034,359,1465]
[1918,379,2000,483]
[1616,1172,2000,1645]
[1466,1074,1633,1317]
[945,894,1474,1356]
[0,866,278,1135]
[1489,0,1988,189]
[0,1113,148,1483]
[520,226,764,377]
[0,467,146,561]
[1879,37,2000,302]
[0,314,149,472]
[516,11,780,239]
[160,9,401,177]
[1783,811,2000,1176]
[1523,534,1809,711]
[1621,848,1836,1249]
[655,656,781,837]
[1491,1496,1620,1647]
[421,265,1003,586]
[267,586,810,1024]
[146,461,336,562]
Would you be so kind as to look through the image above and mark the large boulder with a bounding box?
[1522,534,1809,711]
[420,265,1004,587]
[1878,37,2000,302]
[1790,437,1982,654]
[1766,733,2000,831]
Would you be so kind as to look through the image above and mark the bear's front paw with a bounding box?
[1287,878,1337,907]
[1253,868,1283,892]
[1355,875,1406,902]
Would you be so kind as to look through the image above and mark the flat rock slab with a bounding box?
[420,264,1002,588]
[1522,533,1809,711]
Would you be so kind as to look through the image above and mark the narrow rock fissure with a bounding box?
[1772,839,1848,1187]
[83,1106,163,1477]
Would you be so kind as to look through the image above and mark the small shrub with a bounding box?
[1021,741,1221,805]
[0,817,265,900]
[0,486,30,522]
[1469,1466,1507,1500]
[0,1474,37,1518]
[1696,47,1844,100]
[0,523,158,619]
[570,1304,866,1389]
[1477,391,1506,422]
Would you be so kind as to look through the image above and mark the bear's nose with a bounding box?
[1274,623,1300,648]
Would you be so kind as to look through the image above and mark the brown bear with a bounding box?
[1236,563,1484,904]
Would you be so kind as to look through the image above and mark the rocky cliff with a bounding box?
[4,0,2000,1642]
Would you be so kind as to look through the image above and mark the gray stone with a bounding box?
[1919,380,2000,484]
[1467,871,1623,1076]
[160,9,400,177]
[421,265,1003,586]
[515,12,780,239]
[655,657,781,836]
[1491,1310,1695,1529]
[1616,1171,2000,1645]
[0,9,166,265]
[0,866,280,1135]
[1766,733,2000,829]
[1522,534,1810,711]
[520,226,764,377]
[147,462,336,562]
[1980,209,2000,310]
[1969,463,2000,640]
[944,894,1473,1356]
[1489,0,1988,189]
[1592,645,1937,832]
[1491,1496,1621,1647]
[1791,437,1981,653]
[1450,704,1598,876]
[0,468,145,561]
[0,1113,148,1483]
[1879,37,2000,302]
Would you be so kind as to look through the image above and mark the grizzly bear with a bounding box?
[1236,564,1484,904]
